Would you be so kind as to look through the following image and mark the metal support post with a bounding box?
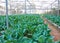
[6,0,8,29]
[58,0,59,15]
[25,0,27,14]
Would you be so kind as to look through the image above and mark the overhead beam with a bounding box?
[45,0,57,9]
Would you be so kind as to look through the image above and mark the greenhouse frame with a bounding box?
[0,0,60,43]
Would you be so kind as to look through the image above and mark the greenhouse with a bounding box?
[0,0,60,43]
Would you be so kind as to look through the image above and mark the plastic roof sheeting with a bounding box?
[0,0,58,14]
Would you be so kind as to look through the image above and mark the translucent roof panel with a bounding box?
[0,0,57,8]
[28,0,57,9]
[0,0,58,14]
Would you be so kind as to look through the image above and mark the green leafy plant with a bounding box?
[43,14,60,26]
[0,14,55,43]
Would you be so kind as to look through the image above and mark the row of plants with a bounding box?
[43,14,60,26]
[0,14,59,43]
[0,15,6,31]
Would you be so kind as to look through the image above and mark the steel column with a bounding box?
[6,0,8,29]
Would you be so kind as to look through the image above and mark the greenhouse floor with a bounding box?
[43,18,60,41]
[0,15,60,43]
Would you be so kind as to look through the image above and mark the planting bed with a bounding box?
[44,14,60,26]
[0,14,56,43]
[0,14,59,43]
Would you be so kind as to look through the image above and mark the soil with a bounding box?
[43,18,60,41]
[48,24,60,41]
